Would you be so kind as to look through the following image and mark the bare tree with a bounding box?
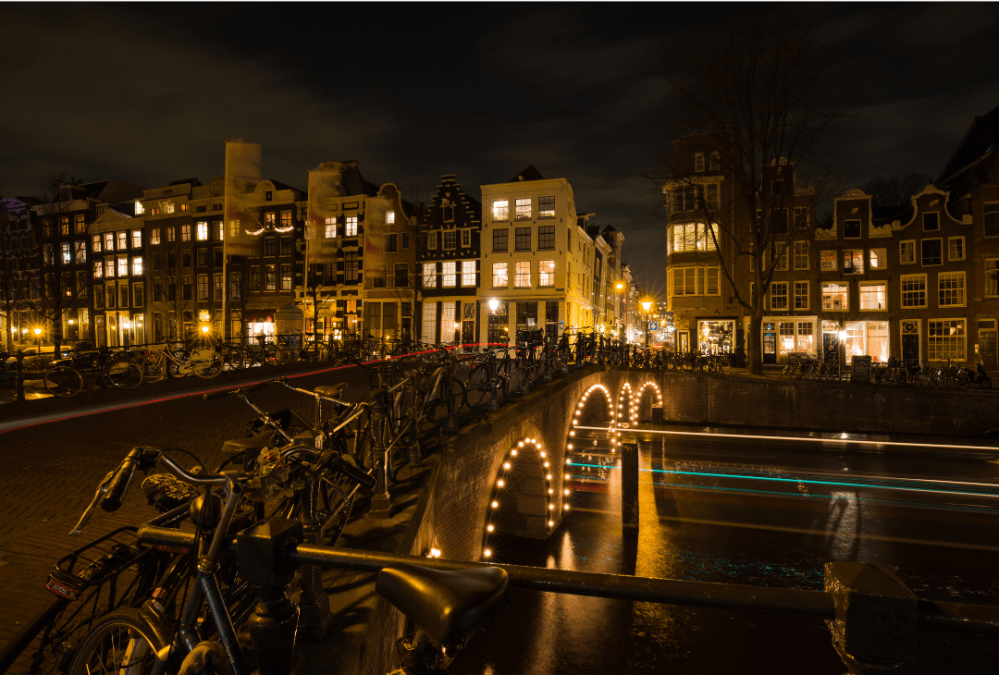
[303,261,336,339]
[861,172,933,207]
[0,190,39,353]
[652,7,845,374]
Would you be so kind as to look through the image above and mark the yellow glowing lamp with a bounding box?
[641,301,652,312]
[33,327,42,336]
[201,324,211,334]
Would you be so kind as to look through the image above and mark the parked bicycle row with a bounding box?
[777,352,994,389]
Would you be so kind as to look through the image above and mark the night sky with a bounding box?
[3,3,998,291]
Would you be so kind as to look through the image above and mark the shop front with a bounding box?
[696,319,736,354]
[757,316,818,363]
[820,320,889,365]
[245,310,276,344]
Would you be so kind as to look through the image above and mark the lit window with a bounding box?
[986,259,999,296]
[948,237,965,261]
[74,241,87,264]
[167,227,176,243]
[899,240,915,264]
[93,261,103,279]
[181,225,191,242]
[492,262,508,288]
[92,234,102,253]
[539,260,555,287]
[822,282,849,311]
[900,274,926,308]
[843,250,864,274]
[442,262,456,288]
[118,231,128,250]
[281,264,292,290]
[164,202,175,214]
[265,212,276,227]
[869,249,886,269]
[516,198,531,220]
[60,217,70,235]
[265,265,276,291]
[386,210,395,224]
[61,242,71,264]
[132,230,142,248]
[820,250,837,271]
[461,260,476,287]
[770,282,788,310]
[671,222,717,252]
[422,302,437,344]
[515,261,531,288]
[135,200,144,215]
[859,282,887,310]
[938,272,965,307]
[346,216,358,237]
[197,221,208,241]
[539,196,555,218]
[325,217,336,238]
[118,257,128,278]
[75,214,86,234]
[493,200,509,221]
[105,258,115,278]
[151,229,160,245]
[423,262,436,289]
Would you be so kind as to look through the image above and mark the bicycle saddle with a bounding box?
[376,563,509,649]
[315,382,348,398]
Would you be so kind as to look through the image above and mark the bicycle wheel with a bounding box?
[106,357,144,389]
[189,349,224,379]
[463,367,492,410]
[44,365,84,397]
[261,342,279,366]
[142,353,166,383]
[65,608,174,675]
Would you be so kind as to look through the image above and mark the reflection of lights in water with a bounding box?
[826,491,859,559]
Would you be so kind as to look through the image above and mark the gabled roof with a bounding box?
[508,165,545,182]
[871,204,912,228]
[939,104,999,186]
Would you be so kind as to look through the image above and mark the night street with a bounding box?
[457,425,999,674]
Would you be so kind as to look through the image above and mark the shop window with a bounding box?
[859,282,887,311]
[900,274,926,308]
[938,272,965,307]
[822,282,848,311]
[928,319,965,361]
[845,321,889,364]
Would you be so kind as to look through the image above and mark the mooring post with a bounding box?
[621,441,639,532]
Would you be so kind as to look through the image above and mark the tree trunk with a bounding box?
[747,308,763,375]
[3,308,12,353]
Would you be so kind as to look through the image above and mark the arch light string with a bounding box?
[571,383,618,449]
[481,437,571,561]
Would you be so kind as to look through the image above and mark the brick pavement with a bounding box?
[0,359,380,652]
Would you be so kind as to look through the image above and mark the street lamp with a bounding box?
[640,301,652,348]
[488,298,499,312]
[33,326,42,353]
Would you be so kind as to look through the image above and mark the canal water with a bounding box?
[453,422,999,675]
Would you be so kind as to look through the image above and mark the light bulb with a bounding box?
[487,524,494,532]
[511,449,518,456]
[491,501,499,508]
[483,549,492,557]
[497,480,504,487]
[504,462,511,469]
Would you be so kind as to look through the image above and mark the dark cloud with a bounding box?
[2,3,998,290]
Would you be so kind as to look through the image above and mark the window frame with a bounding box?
[515,198,531,221]
[844,219,861,239]
[821,282,849,311]
[492,262,508,289]
[859,281,888,311]
[843,249,865,275]
[514,227,532,251]
[948,236,966,261]
[793,241,809,270]
[920,238,943,266]
[538,260,555,288]
[461,260,476,287]
[869,248,887,270]
[927,318,966,362]
[539,196,555,219]
[492,228,508,252]
[514,261,531,288]
[441,261,457,288]
[938,271,966,308]
[900,273,927,308]
[770,281,789,310]
[820,250,837,272]
[899,240,916,265]
[794,280,809,310]
[923,212,940,231]
[492,200,509,222]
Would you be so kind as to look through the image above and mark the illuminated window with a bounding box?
[539,196,555,218]
[93,261,103,279]
[118,257,128,278]
[770,282,788,310]
[281,211,292,229]
[844,321,889,364]
[167,227,176,243]
[325,217,336,238]
[60,217,69,235]
[843,250,864,274]
[461,260,476,287]
[859,282,887,310]
[900,274,926,308]
[516,198,531,220]
[493,200,509,221]
[92,234,102,253]
[74,241,87,263]
[938,272,965,307]
[492,262,508,288]
[135,200,144,215]
[281,264,292,290]
[181,225,191,242]
[442,262,456,288]
[197,221,208,241]
[515,261,531,288]
[215,221,223,241]
[346,216,358,236]
[821,282,848,311]
[265,212,276,227]
[386,210,395,224]
[164,202,175,214]
[75,214,86,234]
[948,237,965,261]
[423,262,436,289]
[539,260,555,287]
[671,222,717,252]
[265,265,276,291]
[869,248,886,269]
[150,229,160,245]
[422,302,437,343]
[118,231,128,250]
[131,230,142,249]
[820,250,837,272]
[105,258,115,278]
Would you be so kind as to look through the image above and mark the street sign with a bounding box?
[650,322,658,331]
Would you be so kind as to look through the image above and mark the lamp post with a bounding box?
[641,301,652,348]
[33,326,42,353]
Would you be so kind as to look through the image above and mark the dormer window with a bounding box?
[265,191,273,202]
[135,200,144,215]
[694,153,705,173]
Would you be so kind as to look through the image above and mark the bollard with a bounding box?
[238,518,303,675]
[14,350,25,403]
[620,442,639,533]
[824,562,916,674]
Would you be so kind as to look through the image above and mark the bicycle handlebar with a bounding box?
[202,378,280,402]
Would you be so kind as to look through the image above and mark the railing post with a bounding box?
[620,442,639,533]
[14,350,25,403]
[824,562,916,674]
[295,482,332,641]
[369,405,393,518]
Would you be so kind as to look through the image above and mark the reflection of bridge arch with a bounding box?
[481,437,570,560]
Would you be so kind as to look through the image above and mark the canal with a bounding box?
[454,423,999,674]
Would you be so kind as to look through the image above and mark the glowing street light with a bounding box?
[488,298,499,311]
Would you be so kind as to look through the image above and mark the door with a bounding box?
[95,316,106,348]
[823,332,840,363]
[762,323,777,364]
[678,331,690,353]
[901,320,920,366]
[462,320,475,348]
[980,329,997,370]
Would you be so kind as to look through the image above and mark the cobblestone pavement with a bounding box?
[0,358,382,651]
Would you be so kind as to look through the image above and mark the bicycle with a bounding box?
[43,348,143,397]
[140,343,223,381]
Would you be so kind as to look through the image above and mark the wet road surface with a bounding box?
[454,423,999,674]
